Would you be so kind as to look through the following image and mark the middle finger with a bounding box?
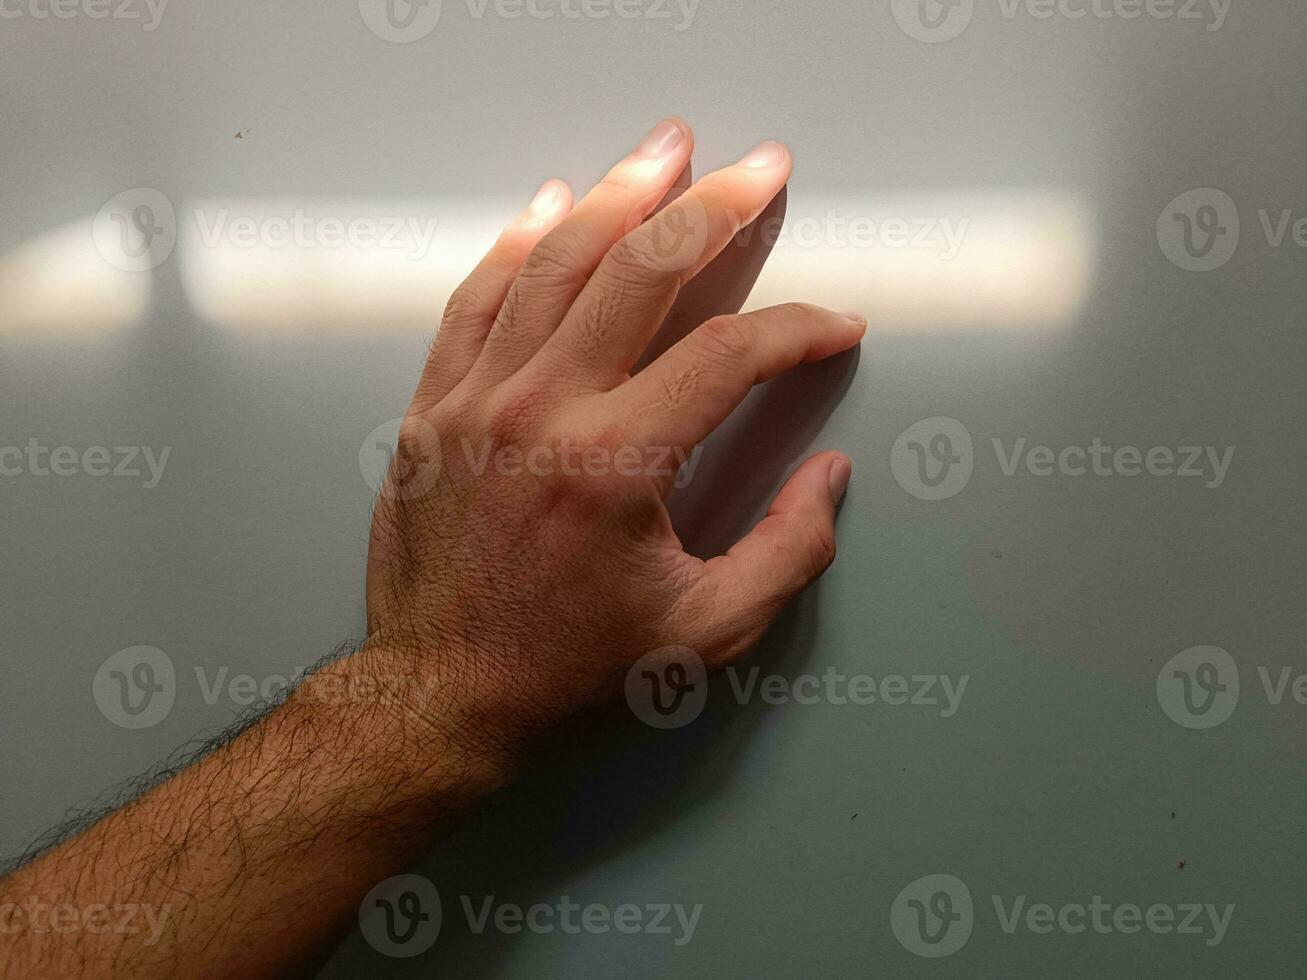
[537,139,793,390]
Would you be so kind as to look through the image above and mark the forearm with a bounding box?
[0,639,514,979]
[2,119,853,978]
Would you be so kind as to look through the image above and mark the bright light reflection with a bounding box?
[182,191,1094,335]
[0,221,151,337]
[177,199,483,333]
[743,191,1096,331]
[0,191,1094,338]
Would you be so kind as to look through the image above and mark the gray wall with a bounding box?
[2,1,1304,975]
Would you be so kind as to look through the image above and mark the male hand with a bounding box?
[0,119,862,980]
[366,118,863,762]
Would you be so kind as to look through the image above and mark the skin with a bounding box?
[0,118,863,977]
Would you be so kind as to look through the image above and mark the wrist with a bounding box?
[288,633,524,812]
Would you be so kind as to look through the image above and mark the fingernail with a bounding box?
[840,310,867,327]
[636,119,685,159]
[829,456,852,505]
[738,140,787,169]
[529,180,563,215]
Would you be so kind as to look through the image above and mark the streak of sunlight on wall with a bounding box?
[2,192,1094,339]
[0,221,151,337]
[743,192,1096,331]
[179,192,1094,335]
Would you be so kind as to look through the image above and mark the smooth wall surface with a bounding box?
[2,1,1304,975]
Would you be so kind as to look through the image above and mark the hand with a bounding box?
[365,118,863,760]
[0,120,863,980]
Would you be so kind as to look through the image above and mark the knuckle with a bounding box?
[771,301,817,322]
[598,171,635,196]
[582,415,627,454]
[603,232,662,288]
[696,315,755,362]
[492,282,532,337]
[393,425,426,463]
[483,385,549,443]
[560,469,617,518]
[437,392,476,433]
[442,284,487,325]
[519,231,585,289]
[806,524,837,578]
[388,416,442,485]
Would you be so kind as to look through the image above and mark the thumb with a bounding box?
[685,451,851,663]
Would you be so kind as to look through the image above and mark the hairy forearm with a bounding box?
[2,118,853,978]
[0,639,514,979]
